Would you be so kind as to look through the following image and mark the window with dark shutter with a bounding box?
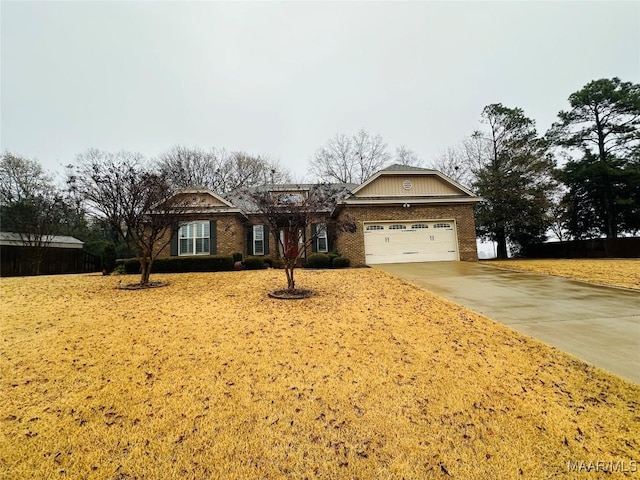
[253,225,265,255]
[316,223,328,253]
[178,221,210,255]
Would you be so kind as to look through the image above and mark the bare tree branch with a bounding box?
[158,146,291,193]
[70,149,191,286]
[394,145,422,167]
[309,130,392,184]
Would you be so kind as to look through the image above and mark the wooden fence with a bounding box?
[523,237,640,259]
[0,246,102,277]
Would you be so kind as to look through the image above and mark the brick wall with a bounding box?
[335,204,478,266]
[217,215,246,255]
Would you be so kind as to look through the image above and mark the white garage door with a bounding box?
[364,221,458,264]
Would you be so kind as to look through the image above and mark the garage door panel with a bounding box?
[364,221,458,264]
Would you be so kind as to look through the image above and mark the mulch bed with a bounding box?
[118,281,168,290]
[268,288,314,299]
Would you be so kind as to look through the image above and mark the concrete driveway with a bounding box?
[374,262,640,384]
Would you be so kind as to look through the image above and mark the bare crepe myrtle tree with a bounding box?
[69,149,190,286]
[242,184,355,292]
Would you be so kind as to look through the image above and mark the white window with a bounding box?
[388,224,407,230]
[316,223,328,253]
[366,225,384,231]
[411,224,429,229]
[298,228,305,256]
[179,221,210,255]
[253,225,265,255]
[276,193,304,204]
[433,223,452,229]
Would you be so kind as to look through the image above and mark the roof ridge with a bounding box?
[380,163,432,172]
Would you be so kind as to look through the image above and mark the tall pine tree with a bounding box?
[549,78,640,238]
[472,104,556,258]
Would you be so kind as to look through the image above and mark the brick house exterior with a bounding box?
[159,165,480,265]
[334,204,478,265]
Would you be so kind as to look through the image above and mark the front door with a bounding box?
[280,228,305,259]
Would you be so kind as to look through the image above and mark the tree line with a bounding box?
[1,76,638,275]
[430,77,639,257]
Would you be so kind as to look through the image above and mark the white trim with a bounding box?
[180,207,244,214]
[341,197,482,206]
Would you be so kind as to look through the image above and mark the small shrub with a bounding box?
[332,257,350,268]
[306,253,331,269]
[112,261,126,275]
[124,258,141,274]
[232,252,243,262]
[264,256,284,269]
[327,253,340,264]
[102,243,117,273]
[243,257,266,270]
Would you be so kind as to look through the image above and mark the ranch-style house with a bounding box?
[158,164,481,266]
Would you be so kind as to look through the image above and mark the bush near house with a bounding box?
[116,256,234,274]
[304,253,350,269]
[243,257,266,270]
[305,253,332,269]
[332,256,350,268]
[263,256,284,269]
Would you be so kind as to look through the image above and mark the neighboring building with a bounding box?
[0,232,100,276]
[158,165,481,265]
[0,232,84,249]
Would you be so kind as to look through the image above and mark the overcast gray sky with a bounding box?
[1,1,638,180]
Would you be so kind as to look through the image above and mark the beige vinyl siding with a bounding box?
[176,192,229,207]
[354,175,462,197]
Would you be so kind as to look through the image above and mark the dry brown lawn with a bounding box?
[1,269,639,479]
[484,259,640,290]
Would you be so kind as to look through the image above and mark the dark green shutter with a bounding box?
[170,228,178,256]
[311,224,317,252]
[247,228,253,256]
[327,224,334,253]
[263,225,269,255]
[210,220,217,255]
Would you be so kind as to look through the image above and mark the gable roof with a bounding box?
[174,188,236,208]
[159,188,246,216]
[349,164,477,198]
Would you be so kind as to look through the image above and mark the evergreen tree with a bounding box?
[549,78,640,238]
[472,104,556,258]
